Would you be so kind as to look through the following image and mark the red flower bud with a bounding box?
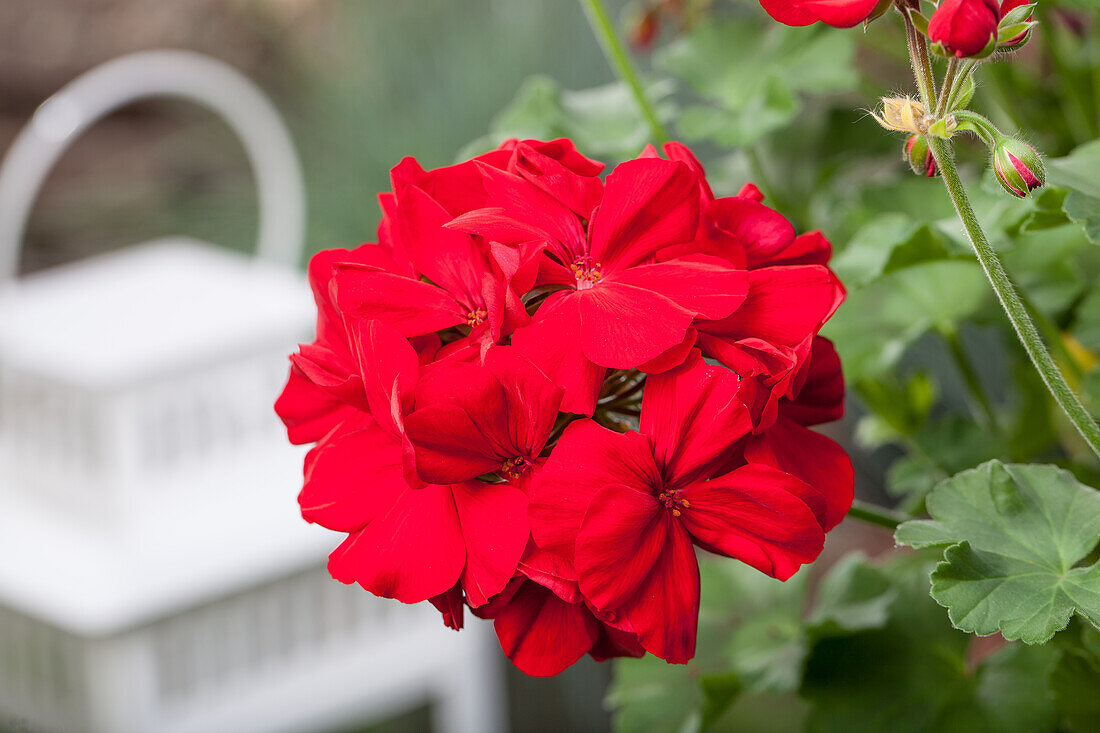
[905,135,938,178]
[992,137,1045,197]
[997,0,1034,50]
[928,0,1000,57]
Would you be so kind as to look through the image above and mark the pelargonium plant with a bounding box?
[276,138,852,675]
[278,0,1100,725]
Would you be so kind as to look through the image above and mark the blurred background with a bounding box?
[0,2,632,732]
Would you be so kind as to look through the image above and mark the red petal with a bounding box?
[484,347,564,458]
[509,141,604,218]
[782,336,845,426]
[404,403,505,483]
[575,484,665,612]
[511,294,606,415]
[453,480,530,607]
[662,142,715,202]
[765,230,833,268]
[705,197,796,270]
[576,283,694,368]
[760,0,882,27]
[639,328,697,375]
[299,424,404,532]
[528,421,661,559]
[328,482,466,604]
[275,366,362,445]
[679,465,825,581]
[290,344,364,408]
[575,484,700,663]
[641,353,753,484]
[737,183,765,202]
[589,158,700,271]
[492,580,601,676]
[334,267,464,336]
[518,540,581,603]
[744,417,854,532]
[429,583,465,630]
[351,319,419,435]
[601,256,749,320]
[697,265,844,347]
[589,625,647,662]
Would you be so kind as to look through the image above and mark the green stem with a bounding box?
[578,0,669,145]
[936,58,959,117]
[904,7,937,108]
[927,135,1100,459]
[1017,287,1085,384]
[900,15,1100,459]
[847,500,907,530]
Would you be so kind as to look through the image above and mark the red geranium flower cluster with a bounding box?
[275,138,854,676]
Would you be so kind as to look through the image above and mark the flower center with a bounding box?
[466,308,488,326]
[657,488,690,518]
[501,455,532,480]
[570,258,602,290]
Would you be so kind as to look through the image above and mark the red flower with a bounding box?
[404,347,563,485]
[472,542,645,676]
[274,138,853,677]
[450,156,749,414]
[928,0,1000,57]
[758,0,884,28]
[528,354,837,663]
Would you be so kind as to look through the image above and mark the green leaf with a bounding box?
[972,642,1059,733]
[459,75,675,162]
[806,553,897,637]
[1047,139,1100,244]
[801,555,975,733]
[895,461,1100,643]
[1072,287,1100,353]
[824,260,988,379]
[699,673,742,729]
[607,652,702,733]
[1050,626,1100,732]
[1063,192,1100,244]
[609,557,807,732]
[716,560,808,695]
[1001,224,1091,316]
[802,554,1061,732]
[656,21,856,147]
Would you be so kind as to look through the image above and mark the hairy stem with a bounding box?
[928,135,1100,459]
[936,58,959,117]
[899,13,1100,459]
[578,0,669,144]
[903,7,936,108]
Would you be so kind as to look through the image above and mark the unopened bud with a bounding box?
[997,0,1036,51]
[992,137,1045,197]
[905,135,938,177]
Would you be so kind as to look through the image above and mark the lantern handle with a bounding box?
[0,49,306,280]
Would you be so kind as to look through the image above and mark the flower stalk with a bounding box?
[578,0,669,145]
[927,134,1100,458]
[847,500,907,530]
[898,10,1100,460]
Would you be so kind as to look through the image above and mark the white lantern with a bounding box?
[0,51,504,733]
